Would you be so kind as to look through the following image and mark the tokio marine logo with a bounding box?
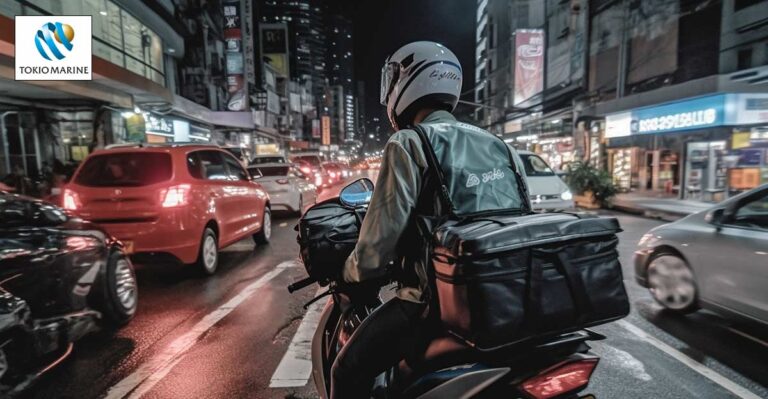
[34,22,75,61]
[15,15,92,80]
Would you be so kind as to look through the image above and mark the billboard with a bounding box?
[514,29,544,106]
[223,0,247,111]
[260,24,289,77]
[321,116,331,145]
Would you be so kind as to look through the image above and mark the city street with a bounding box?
[20,182,768,398]
[2,0,768,398]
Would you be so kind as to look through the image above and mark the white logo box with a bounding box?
[15,15,92,81]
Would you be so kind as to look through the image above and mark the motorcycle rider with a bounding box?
[332,41,526,398]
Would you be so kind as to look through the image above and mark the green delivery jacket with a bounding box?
[343,110,528,303]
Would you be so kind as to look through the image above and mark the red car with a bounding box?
[61,144,271,275]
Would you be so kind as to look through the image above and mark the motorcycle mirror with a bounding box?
[339,178,374,207]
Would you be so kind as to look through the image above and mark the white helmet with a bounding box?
[380,41,462,130]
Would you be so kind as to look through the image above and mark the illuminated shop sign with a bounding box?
[636,108,719,133]
[606,94,727,137]
[632,95,725,134]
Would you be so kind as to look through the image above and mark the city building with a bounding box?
[474,0,515,135]
[325,11,356,143]
[581,0,768,201]
[477,0,768,201]
[0,0,272,184]
[257,0,327,101]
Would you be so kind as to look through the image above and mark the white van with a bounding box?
[511,149,574,211]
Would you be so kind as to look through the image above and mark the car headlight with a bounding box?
[638,233,656,247]
[560,190,573,201]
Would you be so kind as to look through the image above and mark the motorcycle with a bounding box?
[289,178,603,398]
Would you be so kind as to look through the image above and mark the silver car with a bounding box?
[248,163,316,215]
[511,149,575,211]
[634,183,768,324]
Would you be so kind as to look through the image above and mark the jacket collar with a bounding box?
[421,110,456,125]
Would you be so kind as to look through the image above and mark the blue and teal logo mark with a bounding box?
[34,22,75,61]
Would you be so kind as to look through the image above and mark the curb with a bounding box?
[606,204,690,222]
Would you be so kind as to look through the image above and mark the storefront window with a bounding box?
[685,142,726,201]
[57,111,94,163]
[610,148,636,192]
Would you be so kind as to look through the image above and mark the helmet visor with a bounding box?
[379,62,400,106]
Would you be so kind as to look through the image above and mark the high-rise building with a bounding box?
[325,11,356,142]
[474,0,544,135]
[257,0,327,100]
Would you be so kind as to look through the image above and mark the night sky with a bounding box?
[334,0,477,134]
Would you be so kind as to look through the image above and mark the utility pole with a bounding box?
[616,0,630,98]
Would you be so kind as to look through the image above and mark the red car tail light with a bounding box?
[519,358,598,399]
[314,174,323,187]
[300,166,311,174]
[62,189,82,210]
[161,184,190,208]
[276,179,289,185]
[329,172,337,178]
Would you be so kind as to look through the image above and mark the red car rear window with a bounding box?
[75,152,172,187]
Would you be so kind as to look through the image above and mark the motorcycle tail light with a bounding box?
[276,179,289,185]
[519,358,598,399]
[161,184,190,208]
[63,189,82,210]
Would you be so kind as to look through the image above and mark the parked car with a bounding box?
[61,144,271,275]
[511,149,574,211]
[248,163,316,214]
[0,193,137,394]
[634,184,768,324]
[250,154,288,165]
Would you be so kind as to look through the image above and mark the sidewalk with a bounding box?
[609,192,714,221]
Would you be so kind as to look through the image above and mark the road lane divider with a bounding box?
[104,260,297,399]
[617,320,762,399]
[269,287,326,388]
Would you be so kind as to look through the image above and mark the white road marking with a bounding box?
[104,260,296,399]
[269,287,326,388]
[279,222,288,227]
[727,327,768,348]
[617,320,761,399]
[594,343,652,381]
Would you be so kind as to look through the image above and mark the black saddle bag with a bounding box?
[412,126,629,351]
[296,199,365,285]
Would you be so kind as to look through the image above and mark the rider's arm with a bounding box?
[343,135,421,283]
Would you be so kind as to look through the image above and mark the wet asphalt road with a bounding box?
[21,181,768,399]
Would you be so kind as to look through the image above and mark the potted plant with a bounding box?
[564,161,618,208]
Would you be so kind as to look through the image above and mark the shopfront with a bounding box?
[510,116,576,171]
[605,93,768,200]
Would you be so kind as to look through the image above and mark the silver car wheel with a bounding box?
[263,211,272,240]
[115,258,137,310]
[647,255,697,311]
[203,235,218,272]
